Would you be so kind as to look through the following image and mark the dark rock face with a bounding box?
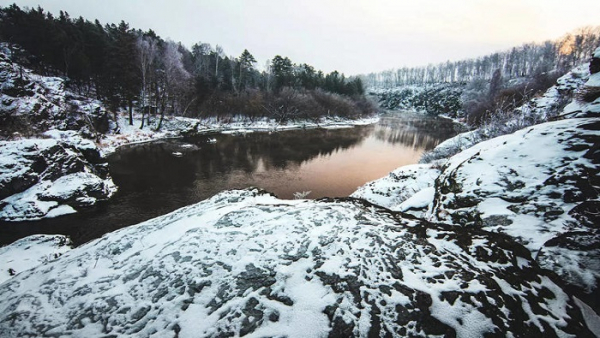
[590,54,600,75]
[0,190,594,337]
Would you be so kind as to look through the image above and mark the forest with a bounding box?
[363,27,600,87]
[0,4,373,128]
[364,26,600,124]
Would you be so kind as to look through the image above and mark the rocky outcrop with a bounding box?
[0,134,115,221]
[0,189,595,337]
[429,118,600,312]
[0,45,112,139]
[354,56,600,322]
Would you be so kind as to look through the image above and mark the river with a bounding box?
[0,114,458,246]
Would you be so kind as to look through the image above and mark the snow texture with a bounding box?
[0,234,72,284]
[0,137,116,221]
[0,189,593,337]
[351,164,440,213]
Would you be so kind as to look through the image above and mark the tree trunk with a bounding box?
[128,100,133,125]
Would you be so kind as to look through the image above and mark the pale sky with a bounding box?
[3,0,600,75]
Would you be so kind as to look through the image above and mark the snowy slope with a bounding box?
[0,189,594,337]
[0,234,72,284]
[0,44,111,139]
[353,57,600,317]
[429,117,600,311]
[420,64,590,163]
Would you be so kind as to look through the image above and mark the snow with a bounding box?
[432,118,599,252]
[45,204,76,218]
[586,72,600,87]
[351,164,440,212]
[0,139,117,221]
[397,186,435,212]
[0,234,72,284]
[575,297,600,338]
[0,188,587,337]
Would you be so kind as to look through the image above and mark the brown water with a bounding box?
[0,114,457,246]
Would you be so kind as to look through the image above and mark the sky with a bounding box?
[2,0,600,75]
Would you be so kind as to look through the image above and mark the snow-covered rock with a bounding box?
[351,164,440,214]
[0,137,116,221]
[0,189,594,337]
[430,117,600,310]
[0,45,111,139]
[0,234,72,284]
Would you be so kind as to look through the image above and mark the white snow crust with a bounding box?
[0,189,589,337]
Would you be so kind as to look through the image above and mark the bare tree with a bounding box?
[156,40,191,131]
[136,35,158,128]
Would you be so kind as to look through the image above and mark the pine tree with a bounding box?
[238,49,256,91]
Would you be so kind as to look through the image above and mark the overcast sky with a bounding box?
[3,0,600,75]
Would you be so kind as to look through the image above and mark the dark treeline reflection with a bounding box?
[0,115,456,246]
[110,127,370,191]
[373,115,457,149]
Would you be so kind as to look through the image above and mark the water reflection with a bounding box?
[110,127,371,191]
[373,115,456,149]
[0,114,456,246]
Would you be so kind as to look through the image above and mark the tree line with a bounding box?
[363,26,600,88]
[0,4,371,128]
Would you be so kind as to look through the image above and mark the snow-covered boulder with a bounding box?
[351,164,440,217]
[0,137,115,221]
[0,234,72,284]
[0,188,594,337]
[430,118,600,309]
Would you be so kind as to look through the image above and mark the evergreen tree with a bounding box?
[238,49,256,91]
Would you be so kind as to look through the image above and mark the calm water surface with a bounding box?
[1,114,457,246]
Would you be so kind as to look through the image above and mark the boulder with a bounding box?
[0,137,116,221]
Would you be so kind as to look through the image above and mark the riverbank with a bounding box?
[97,113,380,156]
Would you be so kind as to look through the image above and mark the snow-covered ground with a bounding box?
[0,234,72,284]
[0,189,593,337]
[98,113,379,156]
[351,163,441,216]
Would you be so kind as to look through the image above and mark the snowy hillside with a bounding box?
[0,44,112,139]
[0,189,595,337]
[353,51,600,320]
